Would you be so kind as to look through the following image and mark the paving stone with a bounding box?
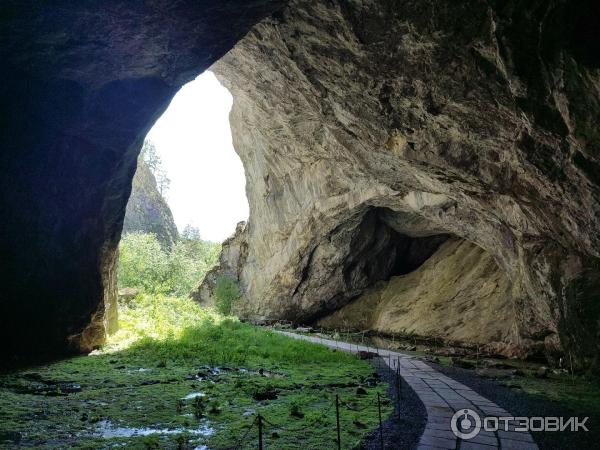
[463,432,498,446]
[460,442,497,450]
[416,445,453,450]
[426,421,454,431]
[419,434,457,449]
[479,406,509,416]
[422,427,457,440]
[499,438,539,450]
[278,331,537,450]
[497,430,535,442]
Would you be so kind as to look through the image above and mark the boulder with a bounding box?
[118,288,139,303]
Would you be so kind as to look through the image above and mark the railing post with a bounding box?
[377,392,384,450]
[336,394,341,450]
[257,414,263,450]
[396,362,401,409]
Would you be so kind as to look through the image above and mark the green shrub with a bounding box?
[213,275,240,315]
[117,232,220,297]
[118,233,169,294]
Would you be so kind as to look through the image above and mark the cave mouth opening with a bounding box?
[340,207,451,293]
[315,207,517,350]
[116,70,248,315]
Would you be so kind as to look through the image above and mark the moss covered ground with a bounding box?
[0,296,391,449]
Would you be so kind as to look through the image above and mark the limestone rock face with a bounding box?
[192,221,248,307]
[210,0,600,368]
[0,0,284,360]
[317,239,519,355]
[123,157,178,249]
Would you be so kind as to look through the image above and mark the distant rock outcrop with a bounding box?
[192,221,248,307]
[123,156,178,249]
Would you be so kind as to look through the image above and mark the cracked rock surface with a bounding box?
[205,0,600,368]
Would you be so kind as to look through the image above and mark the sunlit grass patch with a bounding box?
[104,293,211,351]
[0,295,391,449]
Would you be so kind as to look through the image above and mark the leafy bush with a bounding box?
[213,275,240,315]
[117,232,220,297]
[118,233,169,294]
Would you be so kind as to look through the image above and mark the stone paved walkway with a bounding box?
[277,331,539,450]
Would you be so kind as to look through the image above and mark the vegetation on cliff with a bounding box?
[123,141,179,249]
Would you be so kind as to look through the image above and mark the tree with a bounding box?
[154,170,171,197]
[118,232,221,298]
[182,224,202,241]
[140,140,161,173]
[140,140,170,196]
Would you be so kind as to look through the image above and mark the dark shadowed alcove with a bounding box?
[0,0,285,364]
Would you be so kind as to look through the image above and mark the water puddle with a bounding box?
[181,392,206,401]
[188,366,286,381]
[126,368,152,375]
[94,420,214,439]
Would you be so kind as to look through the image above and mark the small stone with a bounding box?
[296,327,313,333]
[358,351,377,360]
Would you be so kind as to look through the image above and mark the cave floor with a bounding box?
[279,331,538,450]
[0,300,392,449]
[2,298,599,450]
[300,328,600,417]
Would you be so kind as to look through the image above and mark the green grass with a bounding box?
[0,296,391,449]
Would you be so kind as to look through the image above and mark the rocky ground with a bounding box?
[362,356,426,450]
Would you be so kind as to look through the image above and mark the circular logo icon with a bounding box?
[451,408,481,439]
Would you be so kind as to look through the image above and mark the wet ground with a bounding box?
[0,334,391,449]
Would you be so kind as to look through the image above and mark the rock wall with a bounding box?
[0,0,285,362]
[208,0,600,369]
[123,156,178,249]
[317,239,519,355]
[192,221,249,307]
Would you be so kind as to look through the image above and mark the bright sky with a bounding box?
[146,71,249,243]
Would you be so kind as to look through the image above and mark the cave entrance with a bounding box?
[116,71,247,311]
[316,208,517,352]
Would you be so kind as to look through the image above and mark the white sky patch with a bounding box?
[146,71,249,243]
